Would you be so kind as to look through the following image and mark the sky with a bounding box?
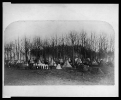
[3,4,118,44]
[4,20,115,44]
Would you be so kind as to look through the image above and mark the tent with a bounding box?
[56,64,62,69]
[62,60,72,68]
[59,58,64,63]
[38,60,43,67]
[49,59,56,66]
[92,60,98,65]
[76,58,82,64]
[38,59,42,64]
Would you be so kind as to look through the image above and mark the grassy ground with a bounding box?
[4,65,114,85]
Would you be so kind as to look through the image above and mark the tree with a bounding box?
[109,35,114,52]
[98,33,109,59]
[24,37,31,62]
[69,31,77,67]
[55,34,58,59]
[79,30,87,59]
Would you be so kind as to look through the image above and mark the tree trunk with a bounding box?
[72,43,74,67]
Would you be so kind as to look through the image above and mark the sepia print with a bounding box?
[4,20,114,85]
[3,3,118,97]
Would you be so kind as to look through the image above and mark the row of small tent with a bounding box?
[38,59,72,69]
[6,57,104,70]
[5,59,72,69]
[36,58,99,69]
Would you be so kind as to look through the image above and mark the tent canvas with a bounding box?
[75,58,78,62]
[92,60,98,65]
[49,59,56,66]
[38,60,42,64]
[56,64,62,69]
[76,58,82,64]
[62,60,72,68]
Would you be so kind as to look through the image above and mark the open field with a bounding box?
[4,65,114,85]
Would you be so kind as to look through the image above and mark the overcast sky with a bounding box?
[4,20,115,43]
[3,3,118,44]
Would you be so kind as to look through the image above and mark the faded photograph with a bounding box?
[3,3,118,97]
[4,20,115,85]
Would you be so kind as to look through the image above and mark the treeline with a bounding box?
[4,30,114,64]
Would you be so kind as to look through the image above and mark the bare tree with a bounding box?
[50,36,56,60]
[4,42,14,61]
[97,33,109,59]
[24,37,31,62]
[55,34,58,59]
[109,35,114,52]
[79,30,87,59]
[68,31,77,66]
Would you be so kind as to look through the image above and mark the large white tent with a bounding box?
[62,60,72,68]
[56,64,62,69]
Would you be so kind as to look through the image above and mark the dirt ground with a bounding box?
[4,65,114,85]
